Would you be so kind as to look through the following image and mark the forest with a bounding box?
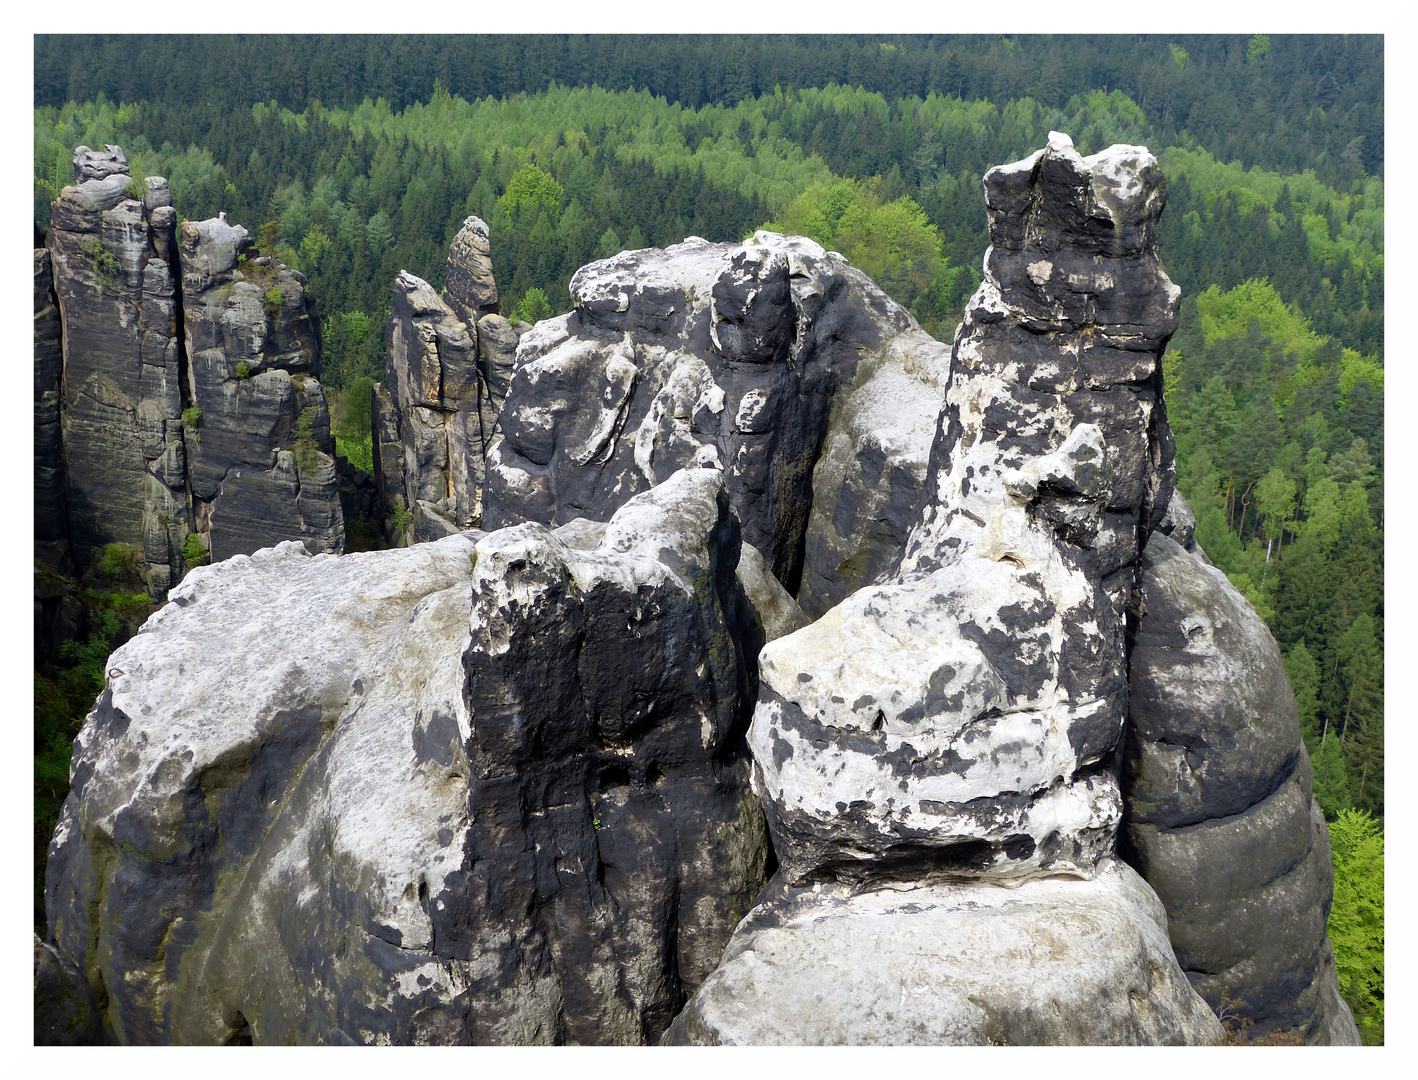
[32,34,1383,1043]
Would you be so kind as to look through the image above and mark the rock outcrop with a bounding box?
[482,233,951,613]
[380,270,498,541]
[671,133,1216,1045]
[45,146,189,594]
[39,134,1353,1047]
[40,144,345,597]
[375,217,523,543]
[1122,525,1360,1043]
[179,215,343,563]
[44,468,793,1045]
[667,859,1217,1045]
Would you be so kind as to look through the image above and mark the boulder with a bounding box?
[666,860,1221,1045]
[1121,529,1361,1043]
[44,468,781,1044]
[482,233,952,610]
[673,135,1210,1044]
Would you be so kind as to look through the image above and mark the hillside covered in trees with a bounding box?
[33,33,1383,1043]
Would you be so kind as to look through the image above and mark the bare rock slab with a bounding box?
[666,859,1222,1045]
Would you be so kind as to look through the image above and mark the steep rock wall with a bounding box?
[40,144,345,596]
[1123,519,1360,1043]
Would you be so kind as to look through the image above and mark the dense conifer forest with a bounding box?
[32,34,1383,1041]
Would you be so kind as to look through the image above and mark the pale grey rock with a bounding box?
[73,144,129,182]
[1122,530,1360,1043]
[675,137,1206,1045]
[475,312,522,406]
[666,860,1221,1045]
[45,468,779,1044]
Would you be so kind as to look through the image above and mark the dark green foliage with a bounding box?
[390,495,413,535]
[182,406,202,428]
[331,375,375,474]
[507,288,553,326]
[95,542,141,580]
[124,176,144,200]
[235,360,251,379]
[181,531,209,570]
[79,236,120,280]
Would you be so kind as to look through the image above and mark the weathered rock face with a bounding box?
[34,935,104,1046]
[45,468,788,1044]
[35,248,67,566]
[750,133,1179,890]
[381,270,498,541]
[45,147,188,594]
[179,215,343,563]
[1122,529,1360,1044]
[666,859,1220,1045]
[444,214,499,326]
[482,232,951,611]
[40,144,347,597]
[672,135,1214,1045]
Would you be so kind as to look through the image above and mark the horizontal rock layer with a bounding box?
[1122,529,1360,1044]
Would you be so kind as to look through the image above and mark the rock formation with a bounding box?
[44,468,798,1044]
[44,146,188,595]
[671,133,1216,1044]
[374,217,523,544]
[34,248,67,570]
[39,145,344,597]
[482,233,951,614]
[1123,497,1359,1043]
[179,215,343,563]
[38,135,1356,1047]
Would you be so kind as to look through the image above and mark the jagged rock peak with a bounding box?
[674,138,1213,1045]
[444,214,499,324]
